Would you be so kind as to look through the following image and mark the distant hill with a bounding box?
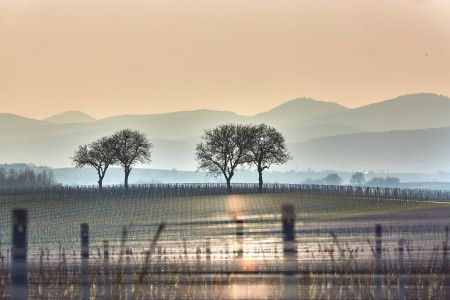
[251,97,349,127]
[44,111,96,123]
[3,124,450,173]
[281,123,365,143]
[0,134,199,170]
[2,93,450,173]
[99,109,240,122]
[301,93,450,131]
[97,109,248,140]
[288,126,450,173]
[0,113,50,129]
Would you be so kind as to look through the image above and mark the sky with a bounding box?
[1,0,449,120]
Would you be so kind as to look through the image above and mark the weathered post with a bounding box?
[58,243,62,287]
[11,209,27,300]
[157,245,162,299]
[444,225,449,298]
[398,239,405,300]
[72,250,76,278]
[117,227,127,299]
[81,223,90,300]
[224,244,230,274]
[183,238,188,274]
[282,203,298,300]
[62,247,66,287]
[96,247,102,300]
[236,220,244,256]
[206,238,211,299]
[196,247,202,298]
[375,224,382,300]
[235,212,244,275]
[126,246,131,300]
[103,240,110,300]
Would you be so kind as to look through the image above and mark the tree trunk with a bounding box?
[226,178,232,193]
[124,168,130,190]
[97,169,104,190]
[258,169,263,193]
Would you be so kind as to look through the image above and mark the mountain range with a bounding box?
[43,111,97,124]
[1,93,450,176]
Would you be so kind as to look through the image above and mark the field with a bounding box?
[0,184,449,299]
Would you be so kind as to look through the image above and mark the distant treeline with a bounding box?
[1,183,449,201]
[303,172,401,188]
[0,167,57,188]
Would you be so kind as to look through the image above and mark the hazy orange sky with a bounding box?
[1,0,449,120]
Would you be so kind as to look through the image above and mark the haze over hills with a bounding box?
[96,110,248,140]
[251,97,349,127]
[289,126,450,173]
[282,123,366,143]
[44,111,96,124]
[1,93,450,174]
[300,93,450,132]
[0,113,51,129]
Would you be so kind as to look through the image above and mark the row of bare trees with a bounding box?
[195,123,291,192]
[0,167,56,188]
[71,124,290,192]
[71,129,152,189]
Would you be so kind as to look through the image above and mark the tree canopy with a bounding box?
[71,129,152,189]
[71,136,117,189]
[323,173,343,185]
[195,124,250,192]
[350,172,365,185]
[111,129,153,189]
[245,124,291,192]
[195,123,291,192]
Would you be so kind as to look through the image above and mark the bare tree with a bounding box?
[323,173,343,185]
[0,166,56,188]
[350,172,365,185]
[111,129,152,189]
[245,124,291,192]
[195,124,250,192]
[71,136,117,190]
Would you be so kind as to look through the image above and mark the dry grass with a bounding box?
[0,225,449,299]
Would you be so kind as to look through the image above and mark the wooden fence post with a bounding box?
[126,246,131,300]
[224,244,230,274]
[233,213,244,279]
[375,224,382,300]
[157,245,162,299]
[398,238,405,300]
[104,240,110,300]
[444,225,449,298]
[236,217,244,260]
[126,245,131,300]
[62,247,66,287]
[72,250,76,278]
[196,246,202,298]
[81,223,90,300]
[11,209,27,300]
[282,203,298,300]
[206,238,211,299]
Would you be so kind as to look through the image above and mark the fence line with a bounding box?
[3,207,450,299]
[1,183,449,201]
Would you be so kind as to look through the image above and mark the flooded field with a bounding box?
[0,186,449,298]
